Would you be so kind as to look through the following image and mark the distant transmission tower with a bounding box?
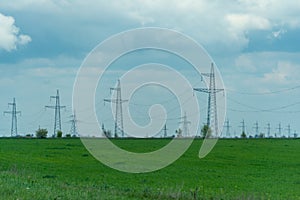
[4,98,21,137]
[277,123,282,138]
[69,111,78,137]
[104,80,128,138]
[253,121,259,136]
[45,89,66,137]
[224,119,231,138]
[163,124,168,138]
[194,63,223,137]
[265,123,271,138]
[294,130,298,138]
[286,124,291,138]
[179,112,191,137]
[239,119,246,136]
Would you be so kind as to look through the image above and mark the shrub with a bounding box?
[241,131,247,138]
[201,125,212,138]
[57,130,63,138]
[36,128,48,138]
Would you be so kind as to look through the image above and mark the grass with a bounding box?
[0,138,299,199]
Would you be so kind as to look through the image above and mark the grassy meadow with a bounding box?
[0,138,299,199]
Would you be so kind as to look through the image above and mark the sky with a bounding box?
[0,0,300,137]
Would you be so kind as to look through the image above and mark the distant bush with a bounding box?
[36,128,48,138]
[25,134,34,138]
[65,134,71,138]
[201,125,212,138]
[57,130,63,138]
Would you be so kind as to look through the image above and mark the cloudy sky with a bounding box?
[0,0,299,137]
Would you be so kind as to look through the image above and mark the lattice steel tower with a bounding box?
[194,63,223,137]
[45,89,66,137]
[69,111,78,137]
[163,124,168,138]
[253,121,259,136]
[179,112,191,137]
[240,119,246,135]
[224,119,231,138]
[265,123,271,138]
[277,123,282,138]
[104,80,128,138]
[4,98,21,137]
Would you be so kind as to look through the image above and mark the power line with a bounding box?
[45,89,66,137]
[4,98,21,137]
[104,79,128,138]
[228,107,300,114]
[227,85,300,95]
[227,97,300,113]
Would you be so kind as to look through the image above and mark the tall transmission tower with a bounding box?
[69,111,78,137]
[265,123,271,138]
[179,112,191,137]
[224,119,231,138]
[163,124,168,138]
[45,89,66,137]
[253,121,259,136]
[194,63,223,137]
[4,98,21,137]
[277,123,282,138]
[104,79,128,138]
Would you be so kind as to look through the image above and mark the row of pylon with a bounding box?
[3,89,78,137]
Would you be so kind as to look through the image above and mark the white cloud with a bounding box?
[226,14,271,32]
[262,61,300,85]
[0,13,31,51]
[26,67,77,77]
[271,28,287,39]
[2,1,300,54]
[18,34,32,45]
[222,51,300,94]
[235,54,257,73]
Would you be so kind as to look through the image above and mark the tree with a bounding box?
[241,131,247,138]
[36,128,48,138]
[201,125,212,138]
[56,130,63,138]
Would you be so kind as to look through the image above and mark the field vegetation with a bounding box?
[0,138,299,199]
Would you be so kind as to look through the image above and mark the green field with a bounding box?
[0,138,299,200]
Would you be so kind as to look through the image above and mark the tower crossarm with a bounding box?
[194,88,224,93]
[104,99,128,103]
